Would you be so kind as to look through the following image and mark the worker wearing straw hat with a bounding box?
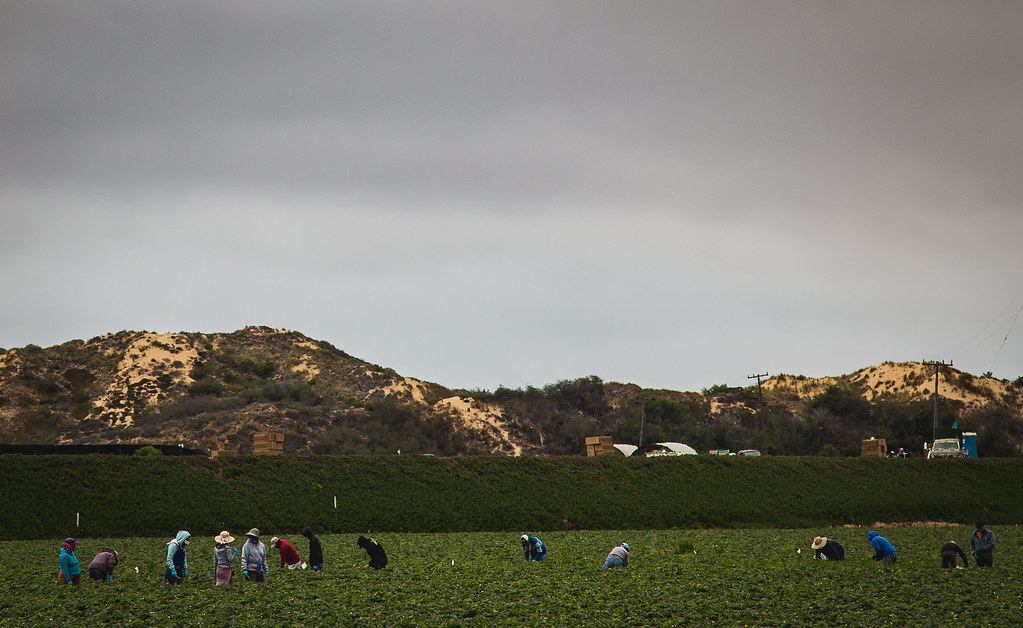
[811,536,845,561]
[213,531,238,585]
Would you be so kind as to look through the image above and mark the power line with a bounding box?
[988,295,1023,373]
[940,286,1023,371]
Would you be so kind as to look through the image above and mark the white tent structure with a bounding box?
[636,442,698,457]
[613,443,638,457]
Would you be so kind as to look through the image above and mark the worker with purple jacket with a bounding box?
[87,549,119,581]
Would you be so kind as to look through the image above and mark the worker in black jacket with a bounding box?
[940,540,969,568]
[302,527,323,571]
[811,536,845,561]
[357,535,388,570]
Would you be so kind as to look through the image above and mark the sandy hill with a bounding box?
[0,327,525,455]
[763,361,1012,410]
[1,329,1020,455]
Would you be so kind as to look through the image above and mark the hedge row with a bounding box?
[2,455,1021,540]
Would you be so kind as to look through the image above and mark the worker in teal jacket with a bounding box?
[165,531,191,584]
[521,535,548,562]
[58,538,81,586]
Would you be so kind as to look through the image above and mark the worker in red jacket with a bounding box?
[270,537,306,570]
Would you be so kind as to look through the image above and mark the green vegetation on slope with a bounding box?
[3,455,1021,541]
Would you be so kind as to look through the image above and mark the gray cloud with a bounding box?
[3,1,1023,391]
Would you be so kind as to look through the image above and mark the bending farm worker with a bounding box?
[971,521,995,568]
[87,549,119,581]
[58,537,81,586]
[357,535,388,570]
[521,534,547,562]
[867,531,897,565]
[602,542,629,569]
[271,536,305,570]
[165,531,190,584]
[241,528,268,582]
[213,531,238,585]
[302,527,323,571]
[811,536,845,561]
[940,541,969,569]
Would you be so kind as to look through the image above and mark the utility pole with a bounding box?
[923,360,952,443]
[636,398,645,448]
[748,372,769,405]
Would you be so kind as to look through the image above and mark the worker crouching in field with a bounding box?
[867,531,897,565]
[213,531,238,585]
[521,534,547,562]
[601,543,629,569]
[811,536,845,561]
[87,549,119,581]
[271,536,306,570]
[241,528,268,582]
[302,526,323,571]
[940,541,969,569]
[58,538,81,586]
[971,522,995,568]
[357,536,388,569]
[164,531,190,584]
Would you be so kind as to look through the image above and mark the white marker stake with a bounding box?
[76,512,80,527]
[334,496,337,509]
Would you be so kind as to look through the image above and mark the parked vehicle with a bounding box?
[737,449,762,457]
[927,438,966,459]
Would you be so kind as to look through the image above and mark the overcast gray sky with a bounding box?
[3,1,1022,392]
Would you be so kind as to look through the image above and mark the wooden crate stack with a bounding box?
[253,432,284,455]
[861,437,887,457]
[585,436,615,457]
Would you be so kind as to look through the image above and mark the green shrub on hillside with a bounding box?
[2,455,1022,541]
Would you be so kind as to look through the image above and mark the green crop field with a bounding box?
[3,526,1020,626]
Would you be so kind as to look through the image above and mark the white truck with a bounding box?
[926,438,966,459]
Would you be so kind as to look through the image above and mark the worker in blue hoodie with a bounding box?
[867,531,897,564]
[164,531,191,584]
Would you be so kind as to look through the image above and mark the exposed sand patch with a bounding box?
[291,359,321,377]
[709,399,756,415]
[374,377,428,404]
[291,344,321,377]
[435,396,521,456]
[762,375,840,399]
[119,333,198,385]
[95,332,201,425]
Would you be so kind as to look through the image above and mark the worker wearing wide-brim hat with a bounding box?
[241,528,268,582]
[811,536,845,561]
[213,530,238,585]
